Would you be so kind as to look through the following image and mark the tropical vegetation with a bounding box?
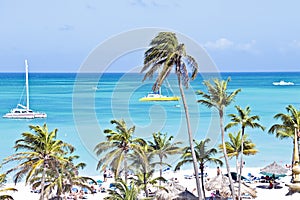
[147,132,182,185]
[225,105,264,199]
[104,178,138,200]
[95,119,146,184]
[268,104,300,144]
[219,132,258,174]
[175,138,222,199]
[0,174,17,200]
[129,144,161,198]
[268,104,300,181]
[141,31,203,199]
[2,124,92,200]
[197,77,241,200]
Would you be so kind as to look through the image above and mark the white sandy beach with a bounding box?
[3,167,300,200]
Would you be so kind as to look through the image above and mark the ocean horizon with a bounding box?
[0,72,299,177]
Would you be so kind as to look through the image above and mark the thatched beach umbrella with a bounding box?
[156,182,198,200]
[156,190,174,200]
[205,175,257,199]
[173,188,198,200]
[260,161,288,177]
[205,175,230,191]
[156,182,188,200]
[219,182,257,199]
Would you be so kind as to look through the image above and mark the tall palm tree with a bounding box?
[148,132,182,185]
[175,138,223,199]
[219,132,258,175]
[0,174,17,200]
[268,105,300,182]
[225,106,264,199]
[94,119,146,184]
[197,78,241,200]
[141,32,202,199]
[3,124,74,200]
[104,178,138,200]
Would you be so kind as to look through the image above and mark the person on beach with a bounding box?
[268,180,273,189]
[103,169,108,182]
[217,166,221,176]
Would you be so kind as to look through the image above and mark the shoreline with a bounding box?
[3,166,300,200]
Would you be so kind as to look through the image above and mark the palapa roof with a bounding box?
[205,174,230,191]
[260,161,288,177]
[173,189,198,200]
[155,182,197,200]
[205,175,257,199]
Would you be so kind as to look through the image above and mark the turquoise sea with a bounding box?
[0,72,299,176]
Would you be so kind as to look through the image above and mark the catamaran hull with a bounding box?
[139,96,180,101]
[3,113,47,119]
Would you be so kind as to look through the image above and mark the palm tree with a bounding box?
[268,105,300,182]
[94,119,146,184]
[175,138,223,199]
[219,132,258,175]
[3,124,74,200]
[225,106,264,199]
[268,104,300,141]
[141,32,202,199]
[197,78,241,200]
[129,144,154,197]
[34,155,95,199]
[129,142,167,197]
[0,174,17,200]
[148,132,182,185]
[104,178,138,200]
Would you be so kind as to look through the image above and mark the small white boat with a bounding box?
[272,80,294,86]
[139,79,180,102]
[139,88,180,102]
[3,60,47,119]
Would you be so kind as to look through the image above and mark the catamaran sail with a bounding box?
[3,60,47,119]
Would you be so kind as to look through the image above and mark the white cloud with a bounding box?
[204,38,233,50]
[289,40,300,48]
[236,40,256,51]
[204,38,257,53]
[279,40,300,55]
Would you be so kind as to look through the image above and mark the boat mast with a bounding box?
[25,60,29,110]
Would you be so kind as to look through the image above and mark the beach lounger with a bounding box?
[241,193,253,199]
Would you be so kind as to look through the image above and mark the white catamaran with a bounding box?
[3,60,47,119]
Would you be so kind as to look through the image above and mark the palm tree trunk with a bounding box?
[236,155,239,175]
[40,161,46,200]
[159,156,163,186]
[200,163,206,199]
[238,128,245,200]
[293,127,300,182]
[220,110,236,200]
[292,138,295,180]
[124,151,128,184]
[144,172,149,197]
[177,75,202,200]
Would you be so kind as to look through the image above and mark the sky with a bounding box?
[1,0,300,72]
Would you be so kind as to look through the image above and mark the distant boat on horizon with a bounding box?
[272,80,295,86]
[3,60,47,119]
